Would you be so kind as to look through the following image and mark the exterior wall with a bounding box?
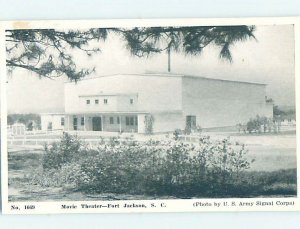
[65,114,138,133]
[84,116,93,131]
[77,94,139,113]
[41,114,65,131]
[117,95,138,111]
[72,115,86,131]
[64,74,182,114]
[102,115,137,132]
[137,114,145,133]
[263,103,274,118]
[102,115,120,132]
[64,115,74,131]
[151,112,184,133]
[64,111,183,134]
[79,95,118,112]
[66,115,99,131]
[182,77,273,128]
[63,73,273,131]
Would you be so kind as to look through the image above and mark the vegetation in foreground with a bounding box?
[11,133,293,199]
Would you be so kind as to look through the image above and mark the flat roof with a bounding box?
[40,110,183,115]
[64,110,183,115]
[79,93,138,97]
[65,72,267,86]
[40,112,65,115]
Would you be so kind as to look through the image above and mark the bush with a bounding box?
[37,134,296,198]
[245,115,280,134]
[42,133,85,170]
[39,134,256,197]
[173,129,182,140]
[31,163,82,188]
[144,115,154,135]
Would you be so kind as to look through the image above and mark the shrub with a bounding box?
[39,133,255,197]
[37,134,296,198]
[78,144,156,194]
[31,163,82,188]
[42,133,84,170]
[195,125,202,134]
[173,129,182,140]
[81,139,252,197]
[245,115,280,134]
[144,115,154,135]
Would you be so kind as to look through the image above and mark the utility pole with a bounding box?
[167,47,171,72]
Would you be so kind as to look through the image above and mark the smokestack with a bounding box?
[167,48,171,72]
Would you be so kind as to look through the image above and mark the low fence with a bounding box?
[25,129,64,136]
[7,135,137,147]
[7,124,296,147]
[8,138,61,146]
[8,128,63,137]
[177,135,203,143]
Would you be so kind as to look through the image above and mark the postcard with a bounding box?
[1,17,299,214]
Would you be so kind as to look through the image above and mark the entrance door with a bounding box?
[186,115,196,133]
[92,117,102,131]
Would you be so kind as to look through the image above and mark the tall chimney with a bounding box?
[167,48,171,72]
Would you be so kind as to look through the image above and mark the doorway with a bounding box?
[92,117,102,131]
[186,115,196,133]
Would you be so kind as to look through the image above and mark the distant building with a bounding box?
[8,123,26,136]
[41,73,273,133]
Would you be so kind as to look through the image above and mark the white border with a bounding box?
[1,17,300,214]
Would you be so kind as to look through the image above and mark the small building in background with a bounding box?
[8,123,26,136]
[40,113,65,131]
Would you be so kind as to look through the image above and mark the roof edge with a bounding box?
[64,72,267,86]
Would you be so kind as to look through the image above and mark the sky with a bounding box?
[6,24,295,113]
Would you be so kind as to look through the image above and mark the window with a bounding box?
[73,117,78,130]
[86,99,90,105]
[47,122,53,130]
[117,117,120,124]
[130,98,134,104]
[104,99,108,104]
[81,117,85,126]
[126,116,135,126]
[61,117,65,126]
[110,117,114,124]
[130,117,134,125]
[95,99,99,104]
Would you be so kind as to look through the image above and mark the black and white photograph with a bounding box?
[1,18,298,213]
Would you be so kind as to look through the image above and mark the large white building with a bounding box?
[41,73,273,133]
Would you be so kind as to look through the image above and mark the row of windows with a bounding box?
[87,99,104,105]
[60,117,133,130]
[86,99,107,105]
[73,117,85,126]
[61,117,84,126]
[86,99,134,105]
[72,117,84,130]
[61,116,137,128]
[110,117,120,124]
[126,117,137,126]
[109,117,137,126]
